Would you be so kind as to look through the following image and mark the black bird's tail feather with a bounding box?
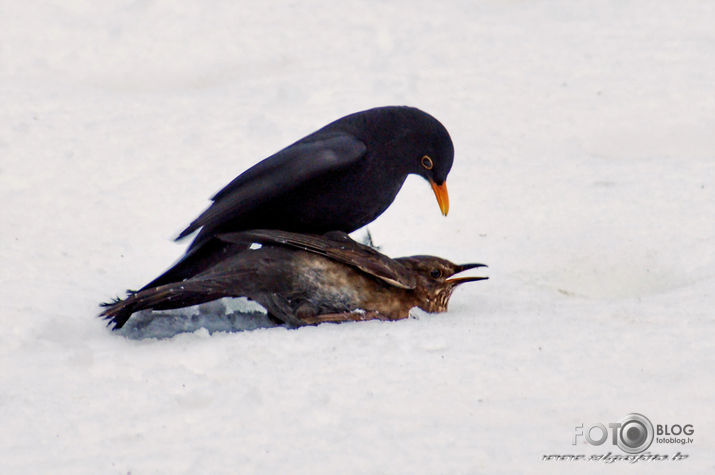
[140,237,248,291]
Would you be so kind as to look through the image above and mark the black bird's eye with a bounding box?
[430,268,442,279]
[421,155,433,170]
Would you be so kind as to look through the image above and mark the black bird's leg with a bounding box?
[265,313,285,325]
[361,228,381,251]
[259,293,306,327]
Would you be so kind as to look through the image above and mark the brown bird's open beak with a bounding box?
[447,263,488,285]
[430,180,449,216]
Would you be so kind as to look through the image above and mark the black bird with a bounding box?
[141,106,453,290]
[101,230,487,330]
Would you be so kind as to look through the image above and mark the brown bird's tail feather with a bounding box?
[99,281,225,330]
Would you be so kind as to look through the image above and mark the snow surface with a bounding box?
[1,1,714,473]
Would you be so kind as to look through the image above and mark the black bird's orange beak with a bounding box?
[430,180,449,216]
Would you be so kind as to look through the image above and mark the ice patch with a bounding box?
[117,297,282,339]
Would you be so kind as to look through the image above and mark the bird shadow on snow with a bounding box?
[114,298,285,340]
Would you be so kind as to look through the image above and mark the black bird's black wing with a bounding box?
[177,132,367,241]
[218,229,417,290]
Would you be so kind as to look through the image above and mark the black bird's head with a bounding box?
[408,112,454,217]
[395,256,487,313]
[341,106,454,216]
[392,107,454,216]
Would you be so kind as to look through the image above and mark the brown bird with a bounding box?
[100,230,487,330]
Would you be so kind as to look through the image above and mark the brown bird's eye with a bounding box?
[421,155,433,170]
[430,268,442,278]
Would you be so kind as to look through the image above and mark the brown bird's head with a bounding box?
[395,256,488,313]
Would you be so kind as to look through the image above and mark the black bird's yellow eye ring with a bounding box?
[421,155,433,170]
[430,268,442,279]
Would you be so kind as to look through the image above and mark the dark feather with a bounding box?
[100,272,255,330]
[218,229,417,289]
[176,132,366,241]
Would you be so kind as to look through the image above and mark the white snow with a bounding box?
[1,1,713,473]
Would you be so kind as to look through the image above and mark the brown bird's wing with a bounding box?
[177,132,367,241]
[217,229,417,290]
